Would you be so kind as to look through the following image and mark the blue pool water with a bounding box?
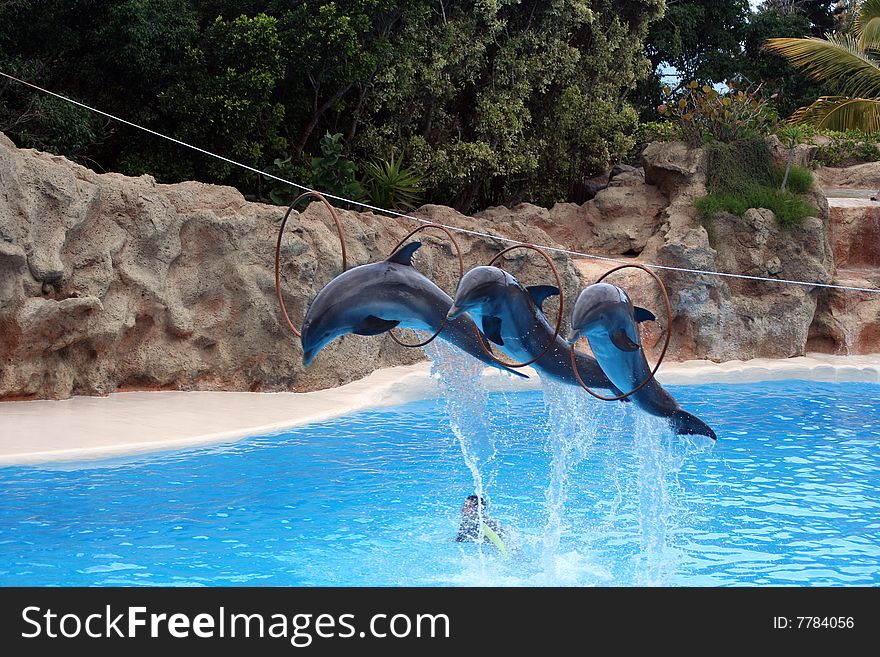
[0,379,878,586]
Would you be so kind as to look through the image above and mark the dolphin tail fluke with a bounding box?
[669,409,717,440]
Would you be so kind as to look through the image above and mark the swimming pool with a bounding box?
[0,379,878,587]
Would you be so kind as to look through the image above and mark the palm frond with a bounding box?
[856,0,880,52]
[789,95,880,132]
[765,34,880,98]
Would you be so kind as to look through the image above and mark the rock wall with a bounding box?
[482,141,838,362]
[0,133,581,399]
[0,133,874,400]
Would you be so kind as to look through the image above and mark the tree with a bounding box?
[633,0,750,120]
[761,1,840,35]
[740,8,826,118]
[646,0,750,82]
[765,0,880,131]
[359,0,665,210]
[152,13,287,187]
[0,0,669,210]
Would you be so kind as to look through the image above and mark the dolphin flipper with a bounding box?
[634,307,656,323]
[481,316,505,346]
[354,315,400,336]
[610,329,640,352]
[669,409,717,440]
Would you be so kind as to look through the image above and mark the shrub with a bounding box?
[636,120,682,144]
[361,151,425,212]
[696,186,815,228]
[704,137,774,192]
[658,81,775,146]
[811,131,880,167]
[697,137,815,228]
[310,132,363,202]
[771,165,813,194]
[262,155,311,206]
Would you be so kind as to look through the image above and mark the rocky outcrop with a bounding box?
[621,142,835,362]
[0,133,873,400]
[808,198,880,355]
[808,276,880,355]
[766,134,818,170]
[815,161,880,190]
[0,133,585,399]
[477,166,666,257]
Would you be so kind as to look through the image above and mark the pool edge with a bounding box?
[1,353,878,465]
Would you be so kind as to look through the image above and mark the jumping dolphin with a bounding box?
[299,242,527,378]
[568,282,717,440]
[446,266,625,394]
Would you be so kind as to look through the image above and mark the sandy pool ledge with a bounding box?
[1,353,878,466]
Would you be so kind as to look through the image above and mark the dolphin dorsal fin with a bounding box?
[526,285,560,310]
[611,329,640,352]
[634,306,656,323]
[386,241,422,266]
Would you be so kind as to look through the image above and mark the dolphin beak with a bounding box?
[446,304,466,321]
[301,346,316,367]
[566,329,580,346]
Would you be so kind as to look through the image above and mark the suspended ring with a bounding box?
[275,191,348,338]
[569,263,672,401]
[388,224,465,348]
[471,244,564,369]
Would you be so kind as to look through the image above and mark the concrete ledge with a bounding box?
[1,353,877,465]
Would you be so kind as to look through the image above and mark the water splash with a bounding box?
[539,378,609,581]
[424,339,500,565]
[424,337,714,586]
[425,340,495,490]
[630,412,713,585]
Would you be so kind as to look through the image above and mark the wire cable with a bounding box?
[3,70,878,295]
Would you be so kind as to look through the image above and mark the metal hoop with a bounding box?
[470,244,565,369]
[387,224,466,348]
[274,191,348,338]
[569,263,672,401]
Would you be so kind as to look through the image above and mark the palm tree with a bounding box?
[764,0,880,132]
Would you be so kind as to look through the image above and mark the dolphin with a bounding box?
[299,242,527,378]
[446,266,625,394]
[568,282,717,440]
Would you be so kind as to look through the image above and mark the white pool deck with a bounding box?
[0,353,878,465]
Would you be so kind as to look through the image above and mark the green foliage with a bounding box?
[646,0,751,82]
[740,9,826,119]
[159,13,288,184]
[355,0,665,210]
[636,120,682,144]
[776,124,809,148]
[261,155,312,206]
[695,187,815,227]
[659,82,775,146]
[361,151,425,212]
[634,0,751,120]
[764,2,880,131]
[771,165,814,193]
[698,138,815,228]
[775,124,809,191]
[0,0,667,211]
[811,130,880,165]
[310,132,363,202]
[635,2,844,122]
[705,137,774,192]
[0,0,196,157]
